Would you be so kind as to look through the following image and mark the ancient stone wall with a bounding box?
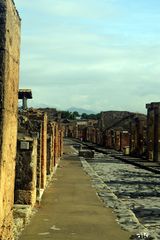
[0,0,20,239]
[15,137,37,206]
[18,110,47,199]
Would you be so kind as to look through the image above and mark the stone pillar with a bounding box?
[93,128,96,143]
[146,102,160,162]
[15,137,37,206]
[23,97,27,109]
[120,131,129,151]
[115,130,121,151]
[54,124,59,167]
[0,1,21,239]
[47,122,55,175]
[41,113,47,189]
[59,129,64,157]
[130,117,147,157]
[137,118,146,156]
[18,110,48,200]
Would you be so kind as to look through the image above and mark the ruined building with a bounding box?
[0,0,21,239]
[14,108,63,205]
[12,99,63,238]
[63,110,148,157]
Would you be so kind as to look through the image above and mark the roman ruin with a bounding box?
[1,1,160,240]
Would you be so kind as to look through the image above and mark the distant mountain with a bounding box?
[67,107,96,115]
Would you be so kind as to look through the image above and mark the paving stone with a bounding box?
[80,151,160,238]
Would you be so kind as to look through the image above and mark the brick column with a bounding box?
[130,117,146,157]
[146,102,160,162]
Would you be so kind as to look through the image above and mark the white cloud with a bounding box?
[14,0,160,113]
[15,0,118,20]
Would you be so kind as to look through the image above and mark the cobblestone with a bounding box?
[80,152,160,240]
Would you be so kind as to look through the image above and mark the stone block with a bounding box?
[79,150,95,158]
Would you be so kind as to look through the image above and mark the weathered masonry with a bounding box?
[13,108,64,237]
[63,111,147,157]
[130,116,146,157]
[64,105,160,162]
[15,136,37,206]
[16,109,48,203]
[146,102,160,162]
[0,0,21,239]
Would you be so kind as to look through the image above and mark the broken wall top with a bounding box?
[18,109,47,137]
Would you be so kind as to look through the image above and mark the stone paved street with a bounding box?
[81,151,160,239]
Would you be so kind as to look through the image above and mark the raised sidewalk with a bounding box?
[19,139,130,240]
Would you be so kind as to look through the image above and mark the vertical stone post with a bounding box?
[146,103,153,160]
[130,117,146,157]
[47,122,52,175]
[137,118,147,157]
[120,131,130,151]
[0,0,21,239]
[59,129,63,157]
[41,113,47,189]
[115,130,121,151]
[146,102,160,162]
[15,137,37,206]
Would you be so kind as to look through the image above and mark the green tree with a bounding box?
[81,113,88,119]
[73,111,80,117]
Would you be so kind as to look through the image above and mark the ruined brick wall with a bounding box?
[18,110,48,198]
[105,130,115,148]
[0,1,20,239]
[99,111,132,130]
[146,102,160,161]
[115,130,121,151]
[130,117,147,157]
[120,131,130,151]
[15,137,37,206]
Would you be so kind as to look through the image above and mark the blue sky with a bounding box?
[14,0,160,113]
